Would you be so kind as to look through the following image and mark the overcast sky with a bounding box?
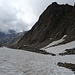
[0,0,74,32]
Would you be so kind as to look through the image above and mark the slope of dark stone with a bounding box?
[0,44,3,47]
[59,48,75,55]
[17,45,55,55]
[15,2,75,49]
[7,31,25,47]
[57,62,75,73]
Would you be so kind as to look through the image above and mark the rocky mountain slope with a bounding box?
[14,2,75,49]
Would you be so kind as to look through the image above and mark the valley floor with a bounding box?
[0,47,75,75]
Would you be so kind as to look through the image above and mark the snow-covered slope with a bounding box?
[0,47,75,75]
[41,40,75,55]
[44,35,67,49]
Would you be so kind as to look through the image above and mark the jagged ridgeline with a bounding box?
[13,2,75,49]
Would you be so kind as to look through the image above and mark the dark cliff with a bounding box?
[14,2,75,49]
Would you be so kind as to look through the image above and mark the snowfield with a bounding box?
[0,47,75,75]
[42,40,75,55]
[47,35,67,48]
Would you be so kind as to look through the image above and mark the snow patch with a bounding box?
[42,40,75,55]
[50,38,52,40]
[24,45,25,46]
[43,35,67,49]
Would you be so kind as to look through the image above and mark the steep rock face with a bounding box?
[15,2,75,48]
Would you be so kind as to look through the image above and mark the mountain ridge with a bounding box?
[14,2,75,49]
[0,30,23,45]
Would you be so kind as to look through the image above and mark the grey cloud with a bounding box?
[9,20,30,31]
[0,0,26,32]
[0,0,74,33]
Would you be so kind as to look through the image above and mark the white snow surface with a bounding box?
[44,35,67,49]
[42,40,75,55]
[0,47,75,75]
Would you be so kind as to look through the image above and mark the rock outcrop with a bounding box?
[14,2,75,49]
[57,62,75,73]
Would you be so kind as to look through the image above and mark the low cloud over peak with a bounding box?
[0,0,74,32]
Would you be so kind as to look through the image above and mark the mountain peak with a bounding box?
[14,3,75,49]
[52,2,58,5]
